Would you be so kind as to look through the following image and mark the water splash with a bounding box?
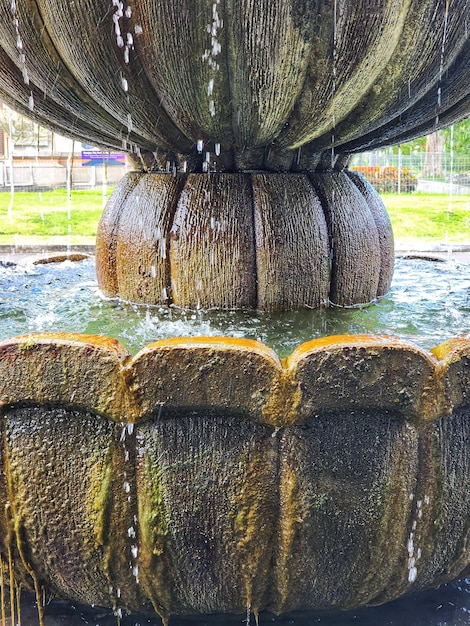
[1,256,470,357]
[435,0,450,126]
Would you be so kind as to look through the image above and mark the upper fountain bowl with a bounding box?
[1,0,469,171]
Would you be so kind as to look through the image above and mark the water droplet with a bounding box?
[408,567,418,583]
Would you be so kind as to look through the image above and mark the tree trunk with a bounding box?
[423,131,446,177]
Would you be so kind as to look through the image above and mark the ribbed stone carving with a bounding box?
[1,1,469,307]
[1,333,470,622]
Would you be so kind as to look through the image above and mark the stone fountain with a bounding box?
[1,1,470,624]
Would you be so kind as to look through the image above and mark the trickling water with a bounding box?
[435,0,450,126]
[0,256,469,355]
[4,577,470,625]
[330,0,338,168]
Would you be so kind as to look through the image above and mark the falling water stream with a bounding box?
[1,254,470,625]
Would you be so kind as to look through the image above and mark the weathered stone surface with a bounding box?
[345,170,395,297]
[131,337,283,425]
[0,334,131,420]
[97,171,393,309]
[1,1,468,310]
[0,1,468,166]
[169,174,257,309]
[1,332,470,619]
[252,173,330,311]
[287,334,443,422]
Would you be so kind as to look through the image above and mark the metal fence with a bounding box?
[1,152,470,194]
[0,162,126,190]
[350,151,470,194]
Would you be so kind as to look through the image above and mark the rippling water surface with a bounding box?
[1,255,470,625]
[1,256,469,355]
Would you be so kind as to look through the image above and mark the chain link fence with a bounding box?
[350,150,470,194]
[1,152,469,194]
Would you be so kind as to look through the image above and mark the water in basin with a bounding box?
[1,255,469,355]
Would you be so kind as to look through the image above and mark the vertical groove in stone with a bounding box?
[114,174,184,304]
[169,173,256,309]
[96,172,142,298]
[136,411,278,615]
[312,1,470,153]
[33,0,189,152]
[225,0,312,147]
[252,173,330,311]
[345,169,395,297]
[133,0,232,145]
[309,171,381,306]
[280,0,412,149]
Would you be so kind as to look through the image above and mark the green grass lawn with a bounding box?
[0,188,470,247]
[381,192,470,246]
[0,188,111,245]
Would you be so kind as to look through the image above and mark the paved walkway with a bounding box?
[2,243,470,265]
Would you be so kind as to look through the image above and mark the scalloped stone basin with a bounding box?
[1,332,470,623]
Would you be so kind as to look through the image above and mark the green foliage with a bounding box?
[393,117,470,156]
[353,166,418,193]
[1,188,469,246]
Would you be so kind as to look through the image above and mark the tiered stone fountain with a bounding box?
[1,1,470,624]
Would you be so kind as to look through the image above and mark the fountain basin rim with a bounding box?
[1,332,469,427]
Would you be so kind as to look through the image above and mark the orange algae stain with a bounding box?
[286,333,422,366]
[261,371,302,427]
[274,463,300,613]
[4,332,131,359]
[134,335,281,364]
[137,453,172,621]
[431,335,470,362]
[12,521,45,626]
[232,446,277,610]
[0,559,5,626]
